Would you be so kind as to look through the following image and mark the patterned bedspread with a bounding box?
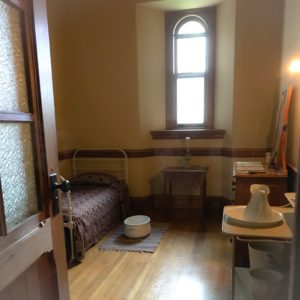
[62,173,129,259]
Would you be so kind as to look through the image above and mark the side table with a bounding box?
[162,166,207,218]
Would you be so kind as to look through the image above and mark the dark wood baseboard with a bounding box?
[205,196,233,209]
[129,196,155,215]
[129,195,232,217]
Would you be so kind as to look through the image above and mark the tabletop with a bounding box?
[163,166,208,174]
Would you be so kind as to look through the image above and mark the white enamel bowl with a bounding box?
[124,215,151,238]
[249,268,284,298]
[248,241,285,269]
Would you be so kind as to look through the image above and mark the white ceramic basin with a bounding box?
[124,215,151,238]
[283,212,294,234]
[224,206,283,228]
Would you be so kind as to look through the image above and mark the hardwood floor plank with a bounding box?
[68,213,232,300]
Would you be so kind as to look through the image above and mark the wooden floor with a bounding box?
[68,211,232,300]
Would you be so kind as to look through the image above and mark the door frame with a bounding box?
[289,161,300,299]
[31,0,69,297]
[0,0,69,298]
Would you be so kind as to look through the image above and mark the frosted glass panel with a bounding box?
[178,21,205,34]
[0,123,38,231]
[177,77,204,124]
[177,37,206,73]
[0,1,29,112]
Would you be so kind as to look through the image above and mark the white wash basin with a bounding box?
[224,206,283,228]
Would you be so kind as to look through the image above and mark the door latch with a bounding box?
[50,173,71,216]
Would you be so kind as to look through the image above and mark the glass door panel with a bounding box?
[0,123,38,231]
[0,0,39,234]
[0,1,29,112]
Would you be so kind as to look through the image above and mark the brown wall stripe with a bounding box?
[150,129,226,139]
[58,147,270,160]
[58,149,75,161]
[222,147,271,157]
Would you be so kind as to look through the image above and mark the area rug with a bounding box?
[98,223,169,253]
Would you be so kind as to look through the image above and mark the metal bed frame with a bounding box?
[63,148,128,265]
[72,148,128,184]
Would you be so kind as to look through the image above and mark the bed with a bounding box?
[61,148,129,263]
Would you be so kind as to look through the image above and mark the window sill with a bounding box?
[150,129,225,139]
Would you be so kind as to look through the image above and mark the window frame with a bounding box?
[165,7,216,130]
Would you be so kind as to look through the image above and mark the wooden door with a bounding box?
[0,0,69,299]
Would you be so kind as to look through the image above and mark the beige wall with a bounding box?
[280,0,300,170]
[47,0,77,151]
[136,5,165,143]
[215,0,236,199]
[215,0,236,147]
[48,0,141,150]
[217,0,284,199]
[47,0,286,199]
[232,0,284,148]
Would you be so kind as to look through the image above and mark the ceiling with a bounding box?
[136,0,224,11]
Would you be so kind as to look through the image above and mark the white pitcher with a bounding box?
[244,184,273,222]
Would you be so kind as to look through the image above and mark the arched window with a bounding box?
[175,17,207,125]
[166,7,216,129]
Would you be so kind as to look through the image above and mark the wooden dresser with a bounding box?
[233,162,288,206]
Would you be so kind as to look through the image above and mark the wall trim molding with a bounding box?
[58,147,270,161]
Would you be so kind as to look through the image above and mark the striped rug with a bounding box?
[98,223,169,253]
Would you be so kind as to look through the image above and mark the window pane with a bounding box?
[178,21,205,34]
[0,2,29,113]
[177,77,204,124]
[177,37,206,73]
[0,123,38,231]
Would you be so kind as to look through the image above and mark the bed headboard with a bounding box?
[72,148,128,184]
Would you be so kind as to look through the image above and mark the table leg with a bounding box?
[231,236,236,300]
[163,177,172,219]
[199,174,206,221]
